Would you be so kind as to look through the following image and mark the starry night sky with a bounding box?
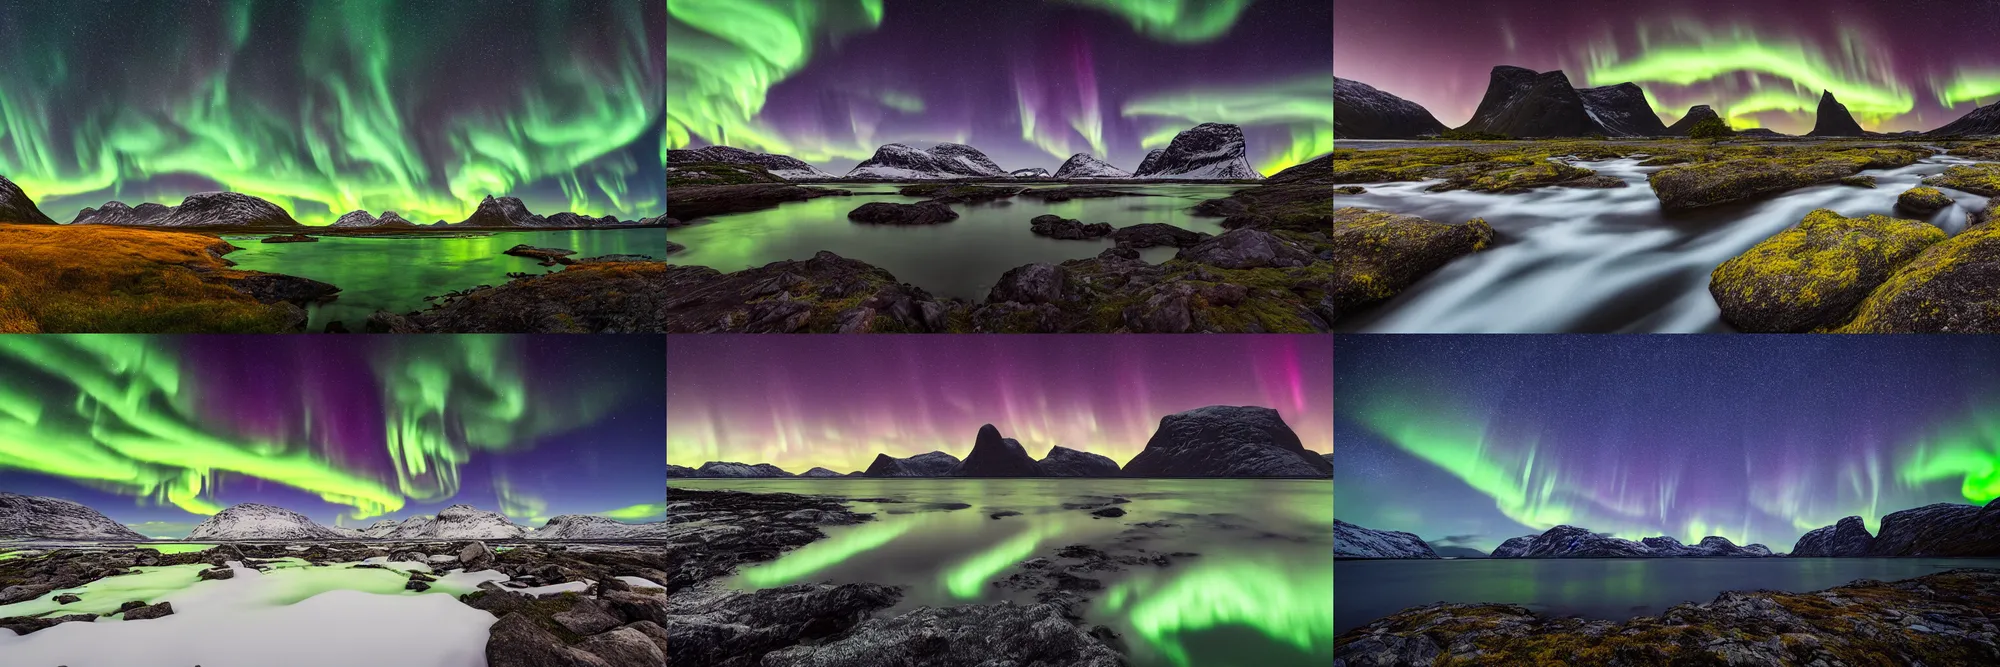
[669,0,1332,175]
[1336,335,2000,553]
[0,0,664,225]
[1335,0,2000,133]
[667,335,1332,474]
[0,336,665,538]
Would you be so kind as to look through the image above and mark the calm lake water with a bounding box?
[1335,151,1993,332]
[666,184,1242,300]
[222,228,666,330]
[672,478,1333,667]
[1336,558,2000,633]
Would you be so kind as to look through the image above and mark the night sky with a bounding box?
[1336,336,2000,553]
[0,336,665,538]
[668,0,1332,175]
[667,336,1332,474]
[0,0,664,225]
[1335,0,2000,133]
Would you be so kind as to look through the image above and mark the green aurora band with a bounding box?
[0,0,661,225]
[1899,409,2000,505]
[1122,74,1333,174]
[1582,25,1913,127]
[1935,69,2000,107]
[666,0,886,161]
[0,336,634,523]
[1057,0,1255,44]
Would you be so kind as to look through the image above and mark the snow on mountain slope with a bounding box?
[188,504,346,541]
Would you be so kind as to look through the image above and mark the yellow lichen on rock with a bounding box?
[1709,209,1943,332]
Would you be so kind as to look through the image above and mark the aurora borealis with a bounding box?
[0,0,664,225]
[0,336,664,537]
[1334,0,2000,134]
[668,0,1331,175]
[666,335,1331,474]
[1336,335,2000,554]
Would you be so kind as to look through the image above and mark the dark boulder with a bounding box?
[1028,214,1113,240]
[847,201,959,225]
[122,601,175,620]
[1109,222,1209,249]
[1709,209,1943,332]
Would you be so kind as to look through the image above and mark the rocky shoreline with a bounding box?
[1,540,679,666]
[664,156,1339,333]
[661,487,1213,666]
[1336,569,2000,666]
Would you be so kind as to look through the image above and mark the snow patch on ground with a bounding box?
[615,576,666,591]
[0,564,499,667]
[513,580,592,598]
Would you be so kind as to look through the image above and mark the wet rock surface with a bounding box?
[1709,209,1943,333]
[661,487,1143,667]
[1029,214,1114,240]
[1335,569,2000,667]
[381,261,666,333]
[847,201,959,225]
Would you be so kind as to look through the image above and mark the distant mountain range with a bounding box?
[1337,497,2000,559]
[1336,65,2000,139]
[0,181,666,230]
[0,492,665,542]
[668,122,1266,182]
[671,405,1332,480]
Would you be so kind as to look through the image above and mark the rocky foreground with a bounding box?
[662,487,1205,666]
[0,540,679,667]
[666,155,1344,333]
[1336,569,2000,666]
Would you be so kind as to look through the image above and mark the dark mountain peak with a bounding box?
[1666,104,1722,136]
[1927,99,2000,137]
[1577,82,1669,136]
[1121,405,1330,477]
[1809,90,1867,137]
[1038,446,1121,477]
[1334,77,1448,139]
[72,192,299,228]
[1460,65,1600,138]
[0,175,56,225]
[459,195,547,228]
[948,424,1041,477]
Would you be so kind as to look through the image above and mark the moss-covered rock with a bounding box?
[1922,163,2000,196]
[1325,207,1491,320]
[1840,220,2000,332]
[1649,152,1918,210]
[1839,175,1877,188]
[1333,186,1365,195]
[1898,186,1954,214]
[1709,209,1943,332]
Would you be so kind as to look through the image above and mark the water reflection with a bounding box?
[676,479,1332,667]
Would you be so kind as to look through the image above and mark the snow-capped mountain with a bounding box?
[668,145,835,179]
[692,461,795,478]
[846,143,1010,179]
[1334,77,1448,139]
[1053,153,1131,179]
[1009,168,1051,178]
[529,515,671,540]
[73,192,303,228]
[188,504,347,541]
[1335,520,1440,559]
[361,519,402,538]
[1576,82,1668,137]
[1134,149,1167,175]
[0,492,147,540]
[330,210,417,229]
[378,505,527,540]
[1130,124,1263,180]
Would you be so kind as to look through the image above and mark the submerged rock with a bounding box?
[847,201,959,225]
[1028,214,1113,240]
[1109,222,1209,249]
[1708,209,1943,332]
[1335,520,1440,559]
